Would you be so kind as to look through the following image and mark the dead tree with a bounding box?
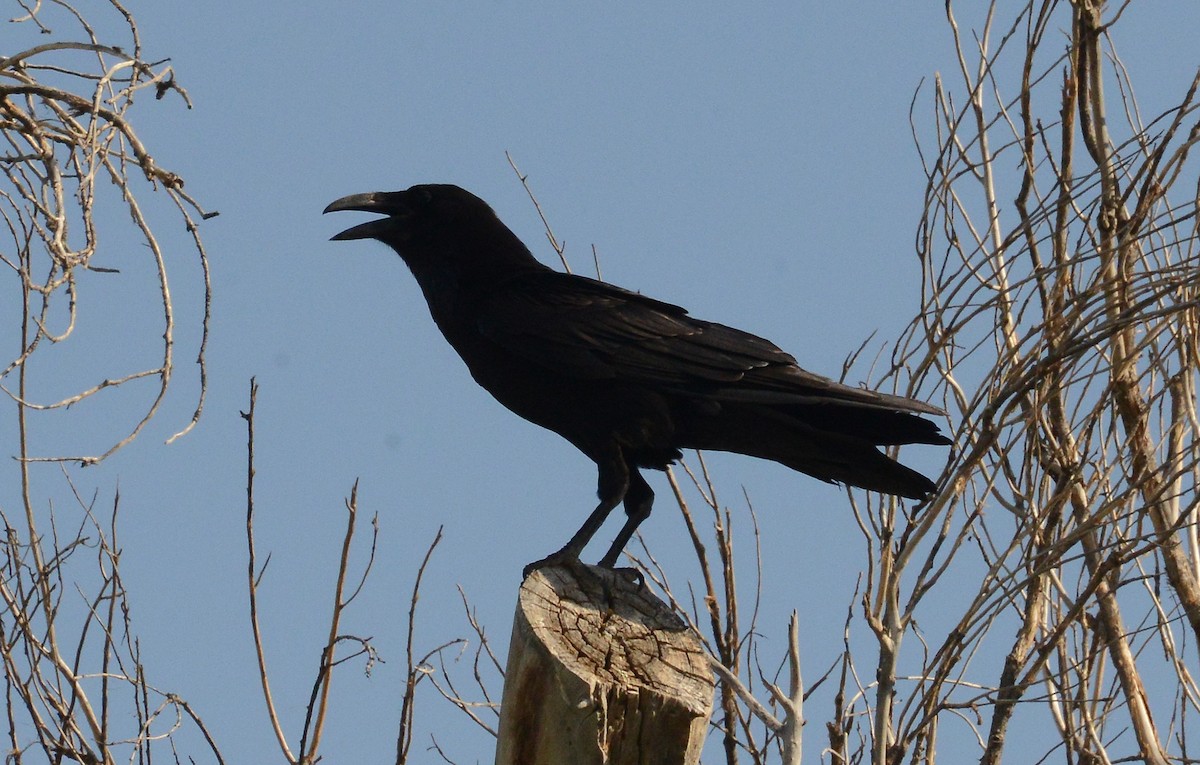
[2,2,216,762]
[851,2,1200,763]
[496,566,714,765]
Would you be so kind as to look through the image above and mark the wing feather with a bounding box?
[475,271,943,415]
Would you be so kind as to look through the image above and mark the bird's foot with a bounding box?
[609,566,644,588]
[522,549,584,580]
[596,546,645,587]
[523,552,645,602]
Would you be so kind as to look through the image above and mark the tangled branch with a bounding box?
[2,0,214,464]
[2,2,220,762]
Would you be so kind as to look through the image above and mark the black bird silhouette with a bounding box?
[325,184,950,575]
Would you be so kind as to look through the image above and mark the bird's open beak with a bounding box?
[324,192,402,241]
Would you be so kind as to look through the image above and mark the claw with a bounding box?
[522,549,583,580]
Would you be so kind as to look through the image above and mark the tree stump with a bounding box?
[495,565,714,765]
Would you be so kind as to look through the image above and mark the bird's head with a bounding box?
[325,182,545,289]
[323,184,490,248]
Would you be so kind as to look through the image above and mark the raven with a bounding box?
[325,184,950,575]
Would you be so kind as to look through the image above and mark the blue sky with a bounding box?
[7,3,1200,762]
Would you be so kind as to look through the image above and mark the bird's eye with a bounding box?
[404,185,435,207]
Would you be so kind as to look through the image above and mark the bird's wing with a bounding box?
[474,271,941,415]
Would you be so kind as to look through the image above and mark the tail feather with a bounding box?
[787,402,951,447]
[677,399,947,499]
[776,440,938,499]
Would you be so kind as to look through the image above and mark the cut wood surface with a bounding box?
[495,565,715,765]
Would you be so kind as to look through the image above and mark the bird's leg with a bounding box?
[597,467,653,569]
[522,451,628,579]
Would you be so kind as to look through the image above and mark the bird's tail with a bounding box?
[680,400,949,499]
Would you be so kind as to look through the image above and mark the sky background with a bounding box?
[6,3,1200,763]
